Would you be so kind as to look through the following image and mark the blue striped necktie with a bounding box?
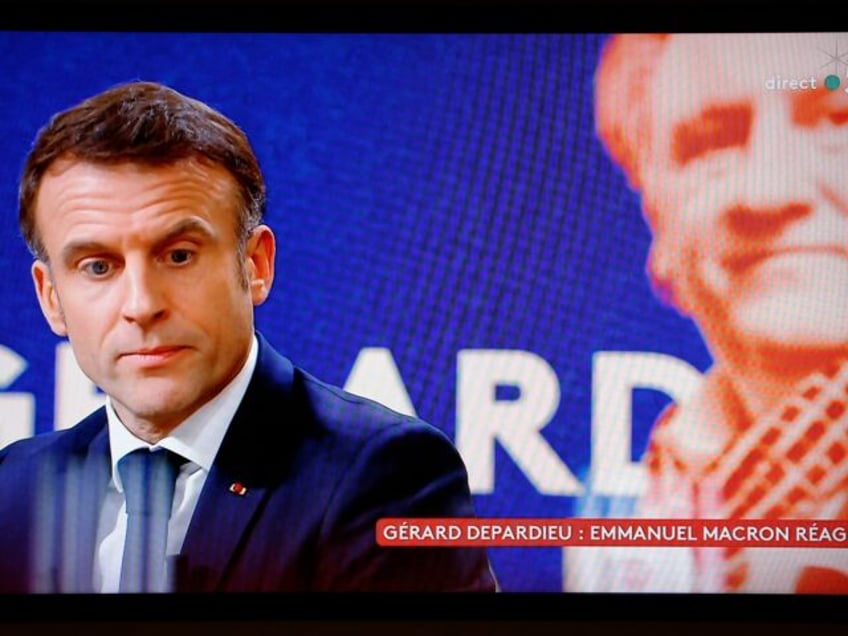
[117,448,184,593]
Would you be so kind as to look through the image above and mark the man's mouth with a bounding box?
[119,346,189,367]
[723,245,848,272]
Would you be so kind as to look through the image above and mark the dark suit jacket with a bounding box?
[0,334,496,593]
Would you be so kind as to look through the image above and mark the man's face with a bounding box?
[31,159,274,438]
[639,34,848,362]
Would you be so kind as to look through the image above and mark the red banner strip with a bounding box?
[376,518,848,548]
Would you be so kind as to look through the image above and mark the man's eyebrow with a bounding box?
[671,102,753,166]
[149,218,217,252]
[59,240,110,266]
[58,219,217,266]
[792,86,844,126]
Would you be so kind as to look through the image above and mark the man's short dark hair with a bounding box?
[18,80,266,261]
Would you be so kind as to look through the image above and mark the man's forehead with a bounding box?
[34,157,241,252]
[35,156,240,218]
[43,155,233,181]
[651,33,842,124]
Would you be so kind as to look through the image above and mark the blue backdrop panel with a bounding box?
[0,33,711,592]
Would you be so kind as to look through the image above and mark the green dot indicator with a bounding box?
[825,74,841,91]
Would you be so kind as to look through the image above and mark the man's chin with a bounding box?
[110,389,200,434]
[707,257,848,346]
[731,298,848,364]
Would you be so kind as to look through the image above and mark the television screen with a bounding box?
[0,10,845,631]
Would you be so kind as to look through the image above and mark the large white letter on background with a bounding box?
[591,352,701,496]
[55,342,104,430]
[0,345,34,447]
[457,349,581,495]
[344,347,417,417]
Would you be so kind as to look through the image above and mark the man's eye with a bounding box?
[168,249,194,265]
[672,104,753,166]
[81,260,112,277]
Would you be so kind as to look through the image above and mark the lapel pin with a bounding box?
[229,482,248,496]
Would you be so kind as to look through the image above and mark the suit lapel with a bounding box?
[178,464,270,591]
[178,334,295,592]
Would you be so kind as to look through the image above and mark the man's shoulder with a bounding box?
[0,407,107,466]
[292,365,449,445]
[0,429,63,463]
[297,367,413,423]
[254,334,447,443]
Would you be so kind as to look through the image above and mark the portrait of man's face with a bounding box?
[639,34,848,362]
[30,159,272,435]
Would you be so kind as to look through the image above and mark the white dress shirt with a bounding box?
[94,336,259,593]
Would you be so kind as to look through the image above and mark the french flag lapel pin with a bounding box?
[228,481,248,496]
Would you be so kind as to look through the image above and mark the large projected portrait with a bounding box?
[566,33,848,593]
[0,32,845,594]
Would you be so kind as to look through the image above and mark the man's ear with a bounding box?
[244,224,276,306]
[32,260,68,336]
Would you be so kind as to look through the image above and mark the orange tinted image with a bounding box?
[568,33,848,593]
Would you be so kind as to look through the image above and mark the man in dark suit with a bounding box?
[0,81,497,593]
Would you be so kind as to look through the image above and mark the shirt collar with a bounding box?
[655,366,750,472]
[106,334,259,493]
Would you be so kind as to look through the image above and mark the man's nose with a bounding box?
[725,103,823,235]
[121,261,167,326]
